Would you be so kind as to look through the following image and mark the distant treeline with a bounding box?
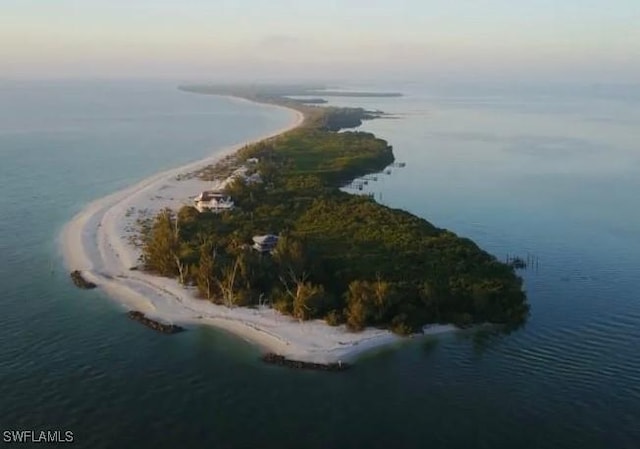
[179,84,402,99]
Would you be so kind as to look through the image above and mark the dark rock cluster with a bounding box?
[127,311,185,334]
[262,353,350,372]
[70,270,97,289]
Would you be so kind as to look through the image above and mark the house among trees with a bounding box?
[225,165,263,186]
[194,191,234,213]
[252,234,279,253]
[244,172,262,184]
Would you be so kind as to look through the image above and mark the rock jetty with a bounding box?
[127,311,185,334]
[70,270,97,289]
[262,353,351,372]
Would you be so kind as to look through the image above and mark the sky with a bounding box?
[2,0,639,83]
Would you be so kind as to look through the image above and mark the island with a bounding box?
[62,84,529,367]
[146,86,528,333]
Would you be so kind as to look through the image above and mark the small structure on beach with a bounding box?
[194,191,234,213]
[252,234,279,253]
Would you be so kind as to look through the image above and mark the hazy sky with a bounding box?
[2,0,639,82]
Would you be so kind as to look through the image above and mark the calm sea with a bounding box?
[0,80,638,449]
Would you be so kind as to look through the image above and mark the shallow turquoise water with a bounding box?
[1,81,639,449]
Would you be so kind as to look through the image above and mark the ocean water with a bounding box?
[1,80,639,449]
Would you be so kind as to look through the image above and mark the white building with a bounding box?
[252,234,279,253]
[245,172,262,184]
[194,191,234,213]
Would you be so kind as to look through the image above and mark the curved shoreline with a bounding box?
[60,94,456,364]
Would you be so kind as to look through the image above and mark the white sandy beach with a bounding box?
[60,97,456,364]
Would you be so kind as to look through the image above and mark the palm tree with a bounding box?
[345,280,373,330]
[292,282,325,321]
[197,243,216,300]
[217,257,241,307]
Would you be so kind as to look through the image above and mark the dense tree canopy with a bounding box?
[141,97,529,334]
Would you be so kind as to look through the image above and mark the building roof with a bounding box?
[196,191,230,202]
[252,234,279,245]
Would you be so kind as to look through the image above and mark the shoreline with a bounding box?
[60,93,457,364]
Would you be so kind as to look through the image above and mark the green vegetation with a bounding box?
[142,87,529,334]
[179,84,402,100]
[180,84,387,131]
